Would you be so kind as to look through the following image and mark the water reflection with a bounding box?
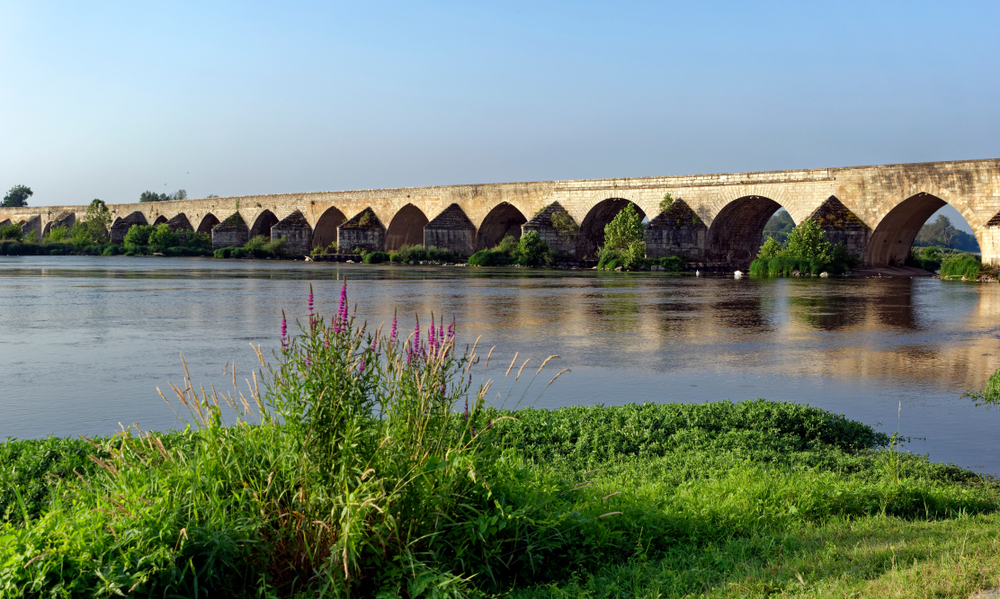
[2,256,1000,471]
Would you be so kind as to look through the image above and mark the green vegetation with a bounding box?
[750,219,856,276]
[118,224,213,256]
[965,367,1000,406]
[938,252,989,280]
[597,203,647,271]
[81,199,111,243]
[659,192,674,213]
[550,211,579,240]
[390,243,467,264]
[468,232,554,267]
[0,223,23,241]
[2,185,32,208]
[139,189,187,203]
[914,214,980,253]
[213,234,286,259]
[1,289,999,596]
[761,208,795,244]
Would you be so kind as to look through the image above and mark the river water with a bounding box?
[2,256,999,473]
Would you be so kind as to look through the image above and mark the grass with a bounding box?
[2,287,999,597]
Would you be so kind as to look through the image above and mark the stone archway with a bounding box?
[197,214,220,234]
[577,198,646,259]
[476,202,527,251]
[385,204,428,251]
[705,195,787,266]
[312,207,346,250]
[249,210,279,239]
[865,192,982,266]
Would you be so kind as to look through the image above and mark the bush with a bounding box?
[69,224,94,249]
[102,245,122,256]
[148,223,180,248]
[123,224,154,246]
[392,244,467,263]
[362,251,390,264]
[0,223,23,241]
[183,231,212,252]
[46,225,68,242]
[656,256,683,271]
[940,254,982,279]
[469,249,514,266]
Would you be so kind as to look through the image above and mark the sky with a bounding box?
[2,1,998,233]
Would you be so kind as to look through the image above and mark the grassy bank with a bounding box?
[2,288,998,597]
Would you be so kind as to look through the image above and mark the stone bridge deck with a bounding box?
[3,158,999,266]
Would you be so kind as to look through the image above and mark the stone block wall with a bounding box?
[521,202,577,257]
[212,213,249,249]
[271,210,312,255]
[644,199,707,260]
[337,207,385,253]
[423,204,476,256]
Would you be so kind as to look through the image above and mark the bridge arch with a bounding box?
[197,214,220,234]
[249,210,279,239]
[577,198,646,259]
[705,195,789,266]
[476,202,527,250]
[312,207,346,249]
[865,192,982,266]
[153,215,168,226]
[385,204,428,251]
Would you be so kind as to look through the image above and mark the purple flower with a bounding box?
[357,359,365,373]
[413,316,420,353]
[390,314,397,342]
[464,398,469,421]
[308,287,314,316]
[339,284,348,324]
[370,336,377,351]
[305,355,312,367]
[281,314,288,347]
[429,320,436,354]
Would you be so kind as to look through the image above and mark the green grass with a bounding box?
[2,289,999,597]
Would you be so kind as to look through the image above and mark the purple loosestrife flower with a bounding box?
[308,287,314,315]
[389,314,397,342]
[357,359,365,373]
[281,314,288,347]
[464,398,469,421]
[413,316,420,353]
[305,355,312,367]
[429,320,436,355]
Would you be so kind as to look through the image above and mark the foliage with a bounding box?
[757,236,783,259]
[82,199,112,241]
[391,244,467,263]
[2,185,32,207]
[310,242,337,256]
[0,223,23,241]
[123,224,154,247]
[914,214,980,252]
[496,234,519,255]
[69,223,94,249]
[469,249,515,266]
[517,230,553,266]
[148,223,181,248]
[784,219,832,262]
[761,208,795,244]
[965,367,1000,406]
[597,205,647,271]
[139,189,187,203]
[362,250,390,264]
[213,236,286,259]
[655,256,683,271]
[550,211,579,240]
[659,193,674,213]
[940,253,984,279]
[46,225,68,242]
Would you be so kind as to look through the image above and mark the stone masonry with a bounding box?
[2,158,999,266]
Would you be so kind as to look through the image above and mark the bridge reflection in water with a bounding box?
[0,258,998,470]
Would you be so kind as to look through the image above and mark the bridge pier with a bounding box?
[271,211,312,255]
[212,213,249,249]
[522,202,577,257]
[337,208,385,253]
[423,204,476,256]
[644,199,706,260]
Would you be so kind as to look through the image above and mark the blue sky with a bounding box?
[2,1,997,232]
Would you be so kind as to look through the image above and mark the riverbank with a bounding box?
[1,400,998,598]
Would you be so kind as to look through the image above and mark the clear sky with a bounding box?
[2,1,997,232]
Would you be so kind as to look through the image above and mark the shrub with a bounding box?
[46,225,68,242]
[102,245,122,256]
[469,249,514,266]
[392,244,466,263]
[550,211,579,239]
[656,256,683,271]
[784,219,832,262]
[0,223,23,241]
[496,234,519,255]
[123,224,154,246]
[183,232,212,251]
[757,236,783,259]
[940,254,982,279]
[516,230,553,267]
[148,223,180,248]
[362,250,390,264]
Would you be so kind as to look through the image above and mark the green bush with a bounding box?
[516,230,553,267]
[362,251,390,264]
[940,254,982,279]
[46,225,68,242]
[69,224,94,249]
[148,223,181,248]
[102,245,122,256]
[391,244,466,263]
[0,223,23,241]
[656,256,683,271]
[123,224,154,246]
[469,248,514,266]
[496,234,520,255]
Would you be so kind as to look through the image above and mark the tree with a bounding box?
[784,219,832,262]
[83,199,112,241]
[757,236,783,259]
[2,185,32,207]
[603,203,644,252]
[140,191,167,203]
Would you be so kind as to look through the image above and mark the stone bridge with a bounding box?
[3,158,999,267]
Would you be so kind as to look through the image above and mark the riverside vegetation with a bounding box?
[750,219,856,277]
[3,286,1000,597]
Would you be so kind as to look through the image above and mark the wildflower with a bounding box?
[429,320,436,355]
[389,312,397,342]
[308,286,314,316]
[280,313,288,347]
[414,316,420,353]
[305,355,312,367]
[464,397,469,421]
[358,359,365,373]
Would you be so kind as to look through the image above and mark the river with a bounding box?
[1,255,999,473]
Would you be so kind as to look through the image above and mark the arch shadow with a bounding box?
[197,214,220,234]
[249,210,279,239]
[577,199,646,259]
[476,202,527,251]
[385,204,428,251]
[865,193,980,266]
[706,196,785,266]
[313,207,347,249]
[153,215,168,226]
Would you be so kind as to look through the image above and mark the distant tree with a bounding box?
[83,199,112,241]
[206,194,219,199]
[2,185,33,207]
[762,209,795,244]
[170,189,187,201]
[784,219,832,262]
[140,191,168,203]
[913,214,980,252]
